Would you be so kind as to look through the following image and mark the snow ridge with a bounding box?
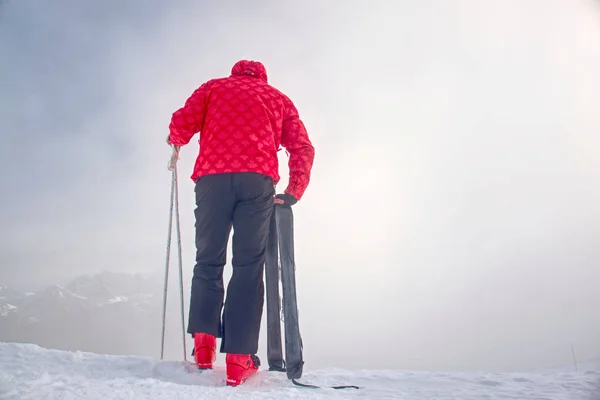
[0,343,597,400]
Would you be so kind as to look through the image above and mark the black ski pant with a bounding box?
[187,172,274,355]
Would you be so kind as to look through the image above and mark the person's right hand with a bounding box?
[274,193,298,207]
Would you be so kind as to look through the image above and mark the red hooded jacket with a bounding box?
[168,60,315,200]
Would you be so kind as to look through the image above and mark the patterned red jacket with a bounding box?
[168,60,315,200]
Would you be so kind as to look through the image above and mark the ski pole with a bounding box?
[161,145,187,361]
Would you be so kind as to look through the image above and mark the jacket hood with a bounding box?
[230,60,268,83]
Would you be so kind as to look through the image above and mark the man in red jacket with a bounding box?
[167,60,314,386]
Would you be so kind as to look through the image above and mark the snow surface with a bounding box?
[0,343,598,400]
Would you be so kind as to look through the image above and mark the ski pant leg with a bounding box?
[220,172,274,354]
[187,173,235,337]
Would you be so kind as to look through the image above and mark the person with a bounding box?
[166,60,315,386]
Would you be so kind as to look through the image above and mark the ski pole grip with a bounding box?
[167,145,180,171]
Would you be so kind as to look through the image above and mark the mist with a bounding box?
[1,0,599,373]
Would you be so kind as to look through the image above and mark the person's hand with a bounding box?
[167,143,180,171]
[166,134,172,146]
[274,193,298,207]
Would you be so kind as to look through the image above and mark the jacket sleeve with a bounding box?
[168,82,209,146]
[281,99,315,200]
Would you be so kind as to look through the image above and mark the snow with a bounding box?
[0,304,17,317]
[0,343,597,399]
[106,296,129,304]
[48,285,89,301]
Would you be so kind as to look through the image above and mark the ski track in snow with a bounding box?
[0,343,598,400]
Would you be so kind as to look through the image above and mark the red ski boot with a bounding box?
[192,333,216,369]
[226,353,260,386]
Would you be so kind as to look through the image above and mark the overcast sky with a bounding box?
[1,0,599,373]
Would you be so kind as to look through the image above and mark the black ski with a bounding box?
[274,204,304,380]
[265,208,285,372]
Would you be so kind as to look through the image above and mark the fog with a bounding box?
[1,0,599,373]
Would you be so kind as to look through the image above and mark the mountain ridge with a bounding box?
[0,271,179,359]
